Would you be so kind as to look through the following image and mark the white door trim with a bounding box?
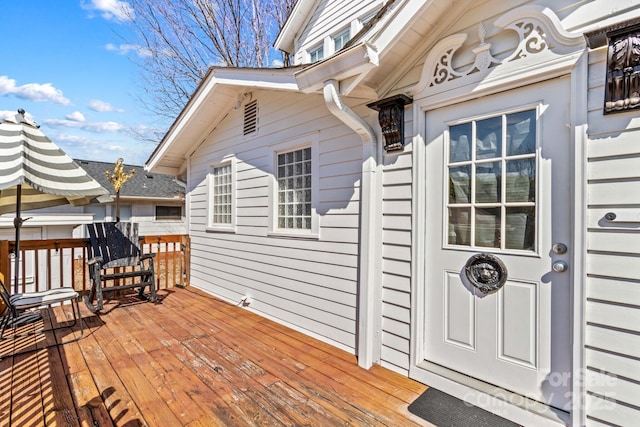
[408,57,588,427]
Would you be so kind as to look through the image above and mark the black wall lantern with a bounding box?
[586,18,640,114]
[605,26,640,114]
[367,94,412,153]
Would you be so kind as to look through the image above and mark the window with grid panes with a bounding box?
[334,29,350,51]
[309,45,324,63]
[211,164,232,225]
[277,147,312,230]
[447,109,537,251]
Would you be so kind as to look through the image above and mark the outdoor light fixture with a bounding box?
[586,18,640,114]
[367,94,412,153]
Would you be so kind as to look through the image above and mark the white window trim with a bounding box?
[333,28,350,53]
[308,43,324,63]
[268,132,320,239]
[206,156,237,233]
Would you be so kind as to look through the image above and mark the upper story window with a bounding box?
[334,29,350,51]
[309,44,324,63]
[359,9,378,28]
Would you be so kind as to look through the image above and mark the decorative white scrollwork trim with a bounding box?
[413,5,584,98]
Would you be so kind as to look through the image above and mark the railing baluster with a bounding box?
[0,235,189,296]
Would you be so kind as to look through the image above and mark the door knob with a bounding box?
[552,261,568,273]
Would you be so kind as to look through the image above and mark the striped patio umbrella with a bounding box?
[0,109,111,291]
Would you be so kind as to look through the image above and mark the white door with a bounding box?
[422,77,572,411]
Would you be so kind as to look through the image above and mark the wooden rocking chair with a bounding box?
[85,222,156,312]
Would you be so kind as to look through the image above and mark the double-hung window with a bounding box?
[207,158,236,232]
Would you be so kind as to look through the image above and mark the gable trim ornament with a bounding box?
[412,5,585,104]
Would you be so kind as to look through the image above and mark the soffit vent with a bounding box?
[243,100,258,135]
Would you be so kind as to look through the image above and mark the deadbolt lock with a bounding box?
[552,243,568,255]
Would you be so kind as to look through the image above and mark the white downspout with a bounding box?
[323,79,379,369]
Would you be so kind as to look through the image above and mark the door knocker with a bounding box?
[464,253,508,294]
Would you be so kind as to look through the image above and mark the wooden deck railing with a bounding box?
[0,234,190,295]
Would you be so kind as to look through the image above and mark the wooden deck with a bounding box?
[1,287,431,426]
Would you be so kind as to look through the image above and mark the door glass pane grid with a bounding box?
[447,110,537,252]
[212,164,232,224]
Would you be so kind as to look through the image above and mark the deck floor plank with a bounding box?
[73,313,136,426]
[159,290,408,426]
[180,312,381,426]
[106,304,226,426]
[1,286,431,426]
[92,307,186,427]
[133,298,285,426]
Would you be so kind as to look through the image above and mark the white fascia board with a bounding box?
[274,0,319,53]
[146,68,227,173]
[295,42,379,94]
[116,196,185,203]
[211,67,301,91]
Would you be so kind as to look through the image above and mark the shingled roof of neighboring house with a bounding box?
[76,159,184,200]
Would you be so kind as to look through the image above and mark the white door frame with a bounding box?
[407,20,588,427]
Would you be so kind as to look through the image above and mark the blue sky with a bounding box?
[0,0,160,165]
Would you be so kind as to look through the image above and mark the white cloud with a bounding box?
[0,75,71,106]
[44,118,125,133]
[81,0,133,22]
[55,133,130,160]
[88,99,124,112]
[105,43,152,58]
[66,111,86,122]
[0,110,15,121]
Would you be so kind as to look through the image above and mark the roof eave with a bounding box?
[114,195,185,202]
[145,67,301,175]
[274,0,319,53]
[295,42,380,95]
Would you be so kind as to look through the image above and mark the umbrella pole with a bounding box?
[13,184,22,294]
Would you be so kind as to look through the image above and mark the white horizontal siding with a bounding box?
[379,113,413,373]
[294,0,385,64]
[586,41,640,426]
[187,89,363,352]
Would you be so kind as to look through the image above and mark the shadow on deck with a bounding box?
[1,287,431,426]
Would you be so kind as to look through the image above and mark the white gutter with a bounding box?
[323,79,380,369]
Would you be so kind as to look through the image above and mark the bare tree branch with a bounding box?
[122,0,296,126]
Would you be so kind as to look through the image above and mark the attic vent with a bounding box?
[243,100,258,135]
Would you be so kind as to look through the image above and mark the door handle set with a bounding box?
[552,243,568,273]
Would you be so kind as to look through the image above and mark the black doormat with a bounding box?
[408,387,520,427]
